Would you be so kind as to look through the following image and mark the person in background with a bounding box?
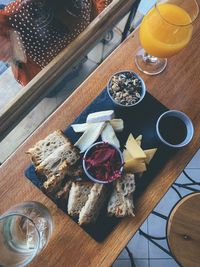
[0,0,112,85]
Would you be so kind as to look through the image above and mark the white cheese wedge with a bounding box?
[71,123,90,133]
[71,118,124,133]
[125,158,147,173]
[101,123,120,148]
[144,148,157,165]
[126,134,146,160]
[75,122,105,153]
[109,119,124,132]
[86,110,115,123]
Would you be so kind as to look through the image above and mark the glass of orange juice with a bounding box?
[135,0,199,75]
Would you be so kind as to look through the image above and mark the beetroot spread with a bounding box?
[85,142,122,182]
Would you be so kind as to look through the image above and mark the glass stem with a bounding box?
[143,52,158,63]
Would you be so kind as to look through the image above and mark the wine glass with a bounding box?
[0,201,53,267]
[135,0,199,75]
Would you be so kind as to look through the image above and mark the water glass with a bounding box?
[0,201,53,267]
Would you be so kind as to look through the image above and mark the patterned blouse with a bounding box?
[0,0,112,85]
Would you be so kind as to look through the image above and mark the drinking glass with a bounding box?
[0,201,53,267]
[135,0,199,75]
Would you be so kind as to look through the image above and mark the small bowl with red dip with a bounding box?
[83,142,124,184]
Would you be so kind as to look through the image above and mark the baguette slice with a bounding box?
[36,144,80,179]
[43,162,68,193]
[55,180,72,200]
[68,182,93,217]
[108,173,135,217]
[26,130,72,166]
[79,184,107,225]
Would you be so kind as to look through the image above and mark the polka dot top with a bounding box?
[4,0,92,68]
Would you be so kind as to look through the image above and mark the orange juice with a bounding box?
[139,4,193,58]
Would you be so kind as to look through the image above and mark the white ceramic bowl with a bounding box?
[156,110,194,148]
[107,70,146,108]
[83,141,124,184]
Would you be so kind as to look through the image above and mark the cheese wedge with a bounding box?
[86,110,115,123]
[71,118,124,133]
[125,158,147,173]
[126,134,146,160]
[110,119,124,132]
[75,122,105,153]
[71,123,89,133]
[101,123,120,148]
[123,149,132,162]
[144,148,157,165]
[136,135,142,147]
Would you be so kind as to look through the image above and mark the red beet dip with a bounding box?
[84,142,122,182]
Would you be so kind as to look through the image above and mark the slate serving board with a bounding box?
[25,88,175,242]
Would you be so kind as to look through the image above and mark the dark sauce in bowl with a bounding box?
[159,116,187,145]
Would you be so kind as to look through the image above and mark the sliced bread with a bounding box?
[55,180,72,200]
[68,182,93,217]
[26,130,72,166]
[107,173,135,217]
[79,184,108,225]
[43,162,68,193]
[36,143,80,179]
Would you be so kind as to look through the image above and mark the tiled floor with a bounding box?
[113,149,200,267]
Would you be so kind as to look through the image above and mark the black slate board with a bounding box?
[25,88,176,242]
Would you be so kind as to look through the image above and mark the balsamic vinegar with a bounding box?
[159,116,187,145]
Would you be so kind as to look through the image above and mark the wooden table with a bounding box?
[0,9,200,267]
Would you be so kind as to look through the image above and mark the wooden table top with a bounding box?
[0,9,200,267]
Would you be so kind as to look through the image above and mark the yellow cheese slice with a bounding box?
[124,158,147,173]
[144,148,157,165]
[123,149,132,161]
[126,134,146,160]
[136,135,142,147]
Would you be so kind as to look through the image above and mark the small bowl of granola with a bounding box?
[107,70,146,108]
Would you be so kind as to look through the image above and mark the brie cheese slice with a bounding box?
[75,122,105,153]
[101,123,120,148]
[86,110,115,123]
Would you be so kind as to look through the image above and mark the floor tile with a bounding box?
[175,169,200,197]
[87,43,104,64]
[147,212,171,259]
[127,220,149,259]
[113,259,149,267]
[118,220,148,259]
[153,188,180,216]
[149,259,179,267]
[116,13,129,32]
[148,238,171,260]
[186,149,200,168]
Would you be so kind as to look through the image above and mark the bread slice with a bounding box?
[68,182,93,217]
[36,143,80,178]
[55,180,72,200]
[43,162,68,193]
[107,173,135,217]
[26,130,72,166]
[79,184,107,225]
[67,164,84,179]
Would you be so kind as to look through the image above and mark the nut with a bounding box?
[109,72,143,106]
